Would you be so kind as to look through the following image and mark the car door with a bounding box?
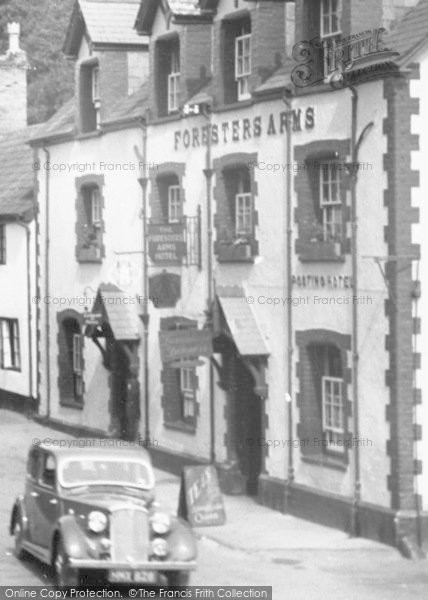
[32,451,61,548]
[24,448,43,543]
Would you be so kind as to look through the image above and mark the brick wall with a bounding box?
[98,51,129,123]
[181,24,212,100]
[383,65,420,511]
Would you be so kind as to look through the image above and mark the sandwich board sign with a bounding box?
[178,465,226,527]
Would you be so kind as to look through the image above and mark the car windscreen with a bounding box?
[59,459,153,489]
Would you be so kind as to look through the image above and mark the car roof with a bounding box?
[32,441,152,465]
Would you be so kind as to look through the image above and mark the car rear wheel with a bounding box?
[54,537,80,588]
[13,517,26,560]
[166,571,190,587]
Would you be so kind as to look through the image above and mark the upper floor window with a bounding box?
[168,185,182,223]
[79,61,100,133]
[235,24,251,101]
[0,318,20,370]
[226,167,253,240]
[76,178,104,263]
[320,162,342,242]
[168,47,180,114]
[222,17,252,104]
[156,38,180,117]
[0,224,5,264]
[320,0,341,38]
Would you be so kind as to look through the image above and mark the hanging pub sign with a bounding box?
[147,222,187,265]
[178,465,226,527]
[159,328,213,363]
[149,271,181,308]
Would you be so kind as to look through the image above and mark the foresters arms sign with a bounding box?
[148,222,186,265]
[159,328,213,363]
[291,28,400,89]
[173,108,315,151]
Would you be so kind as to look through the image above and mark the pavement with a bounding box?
[1,409,428,599]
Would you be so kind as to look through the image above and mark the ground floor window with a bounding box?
[0,318,20,370]
[58,315,84,407]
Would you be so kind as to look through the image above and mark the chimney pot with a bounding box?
[7,22,20,54]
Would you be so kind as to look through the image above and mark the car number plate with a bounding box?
[108,569,157,584]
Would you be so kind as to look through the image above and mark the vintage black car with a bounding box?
[10,443,197,587]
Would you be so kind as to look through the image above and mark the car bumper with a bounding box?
[68,558,196,571]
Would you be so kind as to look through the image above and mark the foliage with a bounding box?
[0,0,75,124]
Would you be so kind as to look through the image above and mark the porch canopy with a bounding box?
[85,283,140,341]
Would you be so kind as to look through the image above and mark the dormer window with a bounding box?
[320,0,341,38]
[168,48,180,114]
[156,38,180,117]
[235,26,251,101]
[222,16,252,104]
[92,66,100,103]
[79,61,100,133]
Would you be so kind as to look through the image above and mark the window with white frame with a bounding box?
[320,162,342,242]
[322,375,344,450]
[235,192,252,236]
[0,224,5,264]
[92,66,100,103]
[179,362,196,423]
[0,318,20,370]
[168,185,182,223]
[320,0,341,38]
[168,48,180,113]
[90,188,102,226]
[72,333,84,398]
[235,27,251,100]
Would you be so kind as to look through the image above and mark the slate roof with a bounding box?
[0,126,39,219]
[103,82,148,124]
[64,0,148,57]
[217,295,269,357]
[135,0,212,35]
[384,0,428,64]
[95,283,141,341]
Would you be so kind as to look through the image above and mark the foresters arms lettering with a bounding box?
[173,108,315,150]
[291,28,400,89]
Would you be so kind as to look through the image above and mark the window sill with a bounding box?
[215,241,256,263]
[151,113,182,126]
[301,454,348,471]
[297,240,345,263]
[164,420,196,434]
[59,398,84,410]
[0,366,21,372]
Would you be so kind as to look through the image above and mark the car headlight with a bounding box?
[152,537,169,558]
[150,512,171,535]
[87,511,107,534]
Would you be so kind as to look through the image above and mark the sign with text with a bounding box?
[159,328,213,363]
[83,312,103,326]
[148,223,186,265]
[178,465,226,527]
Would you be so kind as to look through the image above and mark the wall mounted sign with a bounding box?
[148,223,186,265]
[173,108,315,151]
[148,271,181,308]
[292,274,353,289]
[83,312,103,326]
[178,465,226,527]
[159,328,213,363]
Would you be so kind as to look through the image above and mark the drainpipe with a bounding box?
[42,145,51,419]
[137,117,150,441]
[202,105,215,464]
[14,219,33,407]
[349,86,361,536]
[282,90,294,507]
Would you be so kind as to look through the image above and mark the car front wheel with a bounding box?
[13,516,26,559]
[54,537,80,588]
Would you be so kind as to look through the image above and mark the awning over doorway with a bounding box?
[217,295,270,357]
[91,284,140,341]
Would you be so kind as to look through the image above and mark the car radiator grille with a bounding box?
[110,508,149,563]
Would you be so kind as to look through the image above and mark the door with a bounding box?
[234,358,263,495]
[111,343,129,439]
[32,452,60,548]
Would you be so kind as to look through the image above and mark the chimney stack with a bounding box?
[0,22,28,134]
[7,22,21,54]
